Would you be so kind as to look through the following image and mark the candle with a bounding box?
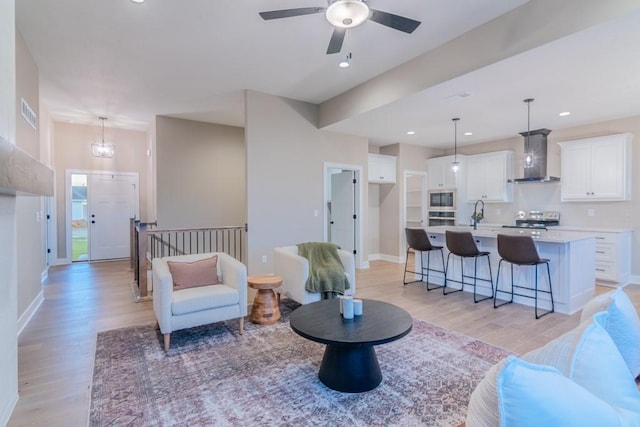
[343,297,354,319]
[353,299,363,316]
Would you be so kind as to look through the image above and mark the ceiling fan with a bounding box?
[259,0,421,54]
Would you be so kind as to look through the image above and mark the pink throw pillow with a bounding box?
[167,256,221,290]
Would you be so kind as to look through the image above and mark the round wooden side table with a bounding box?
[248,275,282,325]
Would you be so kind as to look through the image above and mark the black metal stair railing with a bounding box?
[131,219,245,299]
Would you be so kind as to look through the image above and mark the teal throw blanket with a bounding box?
[297,242,350,296]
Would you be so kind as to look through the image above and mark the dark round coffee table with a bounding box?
[289,298,412,393]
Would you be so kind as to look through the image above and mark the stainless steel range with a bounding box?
[502,210,560,230]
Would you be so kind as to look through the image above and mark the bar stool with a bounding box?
[494,234,554,319]
[403,228,446,291]
[444,230,493,303]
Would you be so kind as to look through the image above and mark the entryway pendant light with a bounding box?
[451,117,460,173]
[92,117,115,158]
[523,98,534,168]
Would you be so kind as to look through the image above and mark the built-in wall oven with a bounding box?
[428,190,456,226]
[428,210,456,226]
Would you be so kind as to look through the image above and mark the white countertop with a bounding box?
[455,223,632,234]
[554,225,633,233]
[426,225,595,243]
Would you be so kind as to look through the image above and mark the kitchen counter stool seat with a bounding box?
[494,234,554,319]
[403,228,446,291]
[444,230,494,303]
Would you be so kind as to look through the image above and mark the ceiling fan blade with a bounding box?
[326,27,346,54]
[369,9,421,33]
[259,7,325,20]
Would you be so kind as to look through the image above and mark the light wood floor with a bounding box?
[8,258,640,426]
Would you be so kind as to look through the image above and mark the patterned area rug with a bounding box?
[90,300,511,426]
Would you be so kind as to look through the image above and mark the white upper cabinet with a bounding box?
[559,133,632,202]
[427,155,464,190]
[465,151,513,202]
[368,153,397,184]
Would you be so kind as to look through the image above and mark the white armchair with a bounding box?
[152,252,247,351]
[273,245,356,305]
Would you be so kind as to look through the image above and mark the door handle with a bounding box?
[91,220,95,224]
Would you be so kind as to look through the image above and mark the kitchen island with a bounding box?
[415,226,596,315]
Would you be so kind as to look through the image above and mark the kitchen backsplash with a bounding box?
[467,182,633,229]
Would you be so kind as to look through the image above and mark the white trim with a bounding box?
[65,169,139,263]
[0,392,18,427]
[323,162,365,270]
[627,275,640,285]
[40,268,48,283]
[378,254,403,264]
[17,290,44,336]
[402,170,428,259]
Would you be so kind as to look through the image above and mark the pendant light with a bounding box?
[92,117,115,158]
[523,98,534,168]
[451,117,460,173]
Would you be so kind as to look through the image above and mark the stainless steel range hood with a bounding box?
[509,128,560,183]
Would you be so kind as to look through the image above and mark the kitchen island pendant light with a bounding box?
[451,117,460,173]
[523,98,535,168]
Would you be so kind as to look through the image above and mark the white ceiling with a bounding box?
[14,1,640,148]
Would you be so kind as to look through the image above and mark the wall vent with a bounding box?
[21,98,37,129]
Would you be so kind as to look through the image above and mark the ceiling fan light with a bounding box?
[326,0,370,28]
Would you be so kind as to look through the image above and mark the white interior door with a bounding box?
[330,171,355,255]
[88,173,138,260]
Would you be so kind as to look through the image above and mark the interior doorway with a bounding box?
[324,163,364,269]
[66,170,139,263]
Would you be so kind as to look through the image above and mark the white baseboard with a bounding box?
[0,392,18,427]
[41,268,48,283]
[368,254,403,264]
[358,260,370,269]
[379,254,402,264]
[17,290,44,336]
[53,257,71,266]
[627,275,640,285]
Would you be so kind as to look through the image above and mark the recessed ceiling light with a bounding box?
[559,111,571,117]
[407,131,415,135]
[130,0,145,3]
[464,132,473,136]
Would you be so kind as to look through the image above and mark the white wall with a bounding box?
[245,90,368,275]
[155,116,245,228]
[0,1,19,424]
[52,122,149,260]
[15,29,46,325]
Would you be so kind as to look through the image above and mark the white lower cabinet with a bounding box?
[593,231,631,284]
[560,228,631,285]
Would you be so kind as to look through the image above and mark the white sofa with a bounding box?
[466,287,640,426]
[152,252,247,351]
[273,245,356,305]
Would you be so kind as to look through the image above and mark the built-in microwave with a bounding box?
[428,190,455,210]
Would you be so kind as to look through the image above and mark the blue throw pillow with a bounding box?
[581,287,640,377]
[497,357,640,427]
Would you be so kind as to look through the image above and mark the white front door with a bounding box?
[88,173,138,260]
[330,171,355,255]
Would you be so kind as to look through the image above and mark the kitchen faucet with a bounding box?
[471,200,485,230]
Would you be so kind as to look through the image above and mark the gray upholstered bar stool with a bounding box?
[444,230,493,303]
[403,228,446,291]
[494,234,554,319]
